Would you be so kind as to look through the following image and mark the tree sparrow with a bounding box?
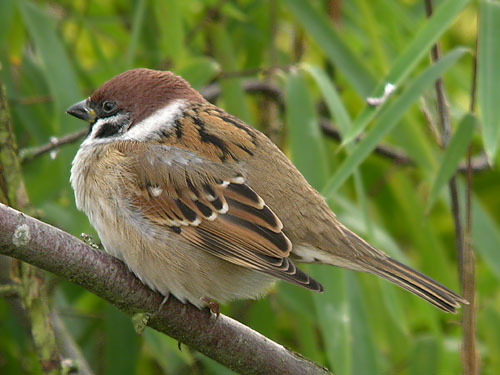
[67,68,467,313]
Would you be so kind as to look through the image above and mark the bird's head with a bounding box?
[66,68,204,144]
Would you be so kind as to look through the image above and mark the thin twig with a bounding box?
[424,0,464,274]
[424,1,478,374]
[51,310,95,375]
[262,1,283,146]
[0,204,332,375]
[420,97,442,147]
[319,120,413,165]
[19,128,88,164]
[217,65,292,80]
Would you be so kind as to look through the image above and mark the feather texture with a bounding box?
[118,142,322,292]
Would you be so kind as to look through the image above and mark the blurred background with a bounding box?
[0,0,499,374]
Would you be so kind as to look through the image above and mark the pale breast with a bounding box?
[70,142,275,307]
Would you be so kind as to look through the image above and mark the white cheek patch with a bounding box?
[122,99,187,141]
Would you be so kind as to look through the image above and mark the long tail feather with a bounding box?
[366,257,468,313]
[334,223,468,313]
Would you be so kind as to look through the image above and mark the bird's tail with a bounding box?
[365,256,468,313]
[335,224,469,313]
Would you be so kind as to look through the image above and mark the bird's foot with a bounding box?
[80,233,103,250]
[201,297,220,319]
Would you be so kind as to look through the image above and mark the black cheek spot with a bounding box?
[95,123,121,138]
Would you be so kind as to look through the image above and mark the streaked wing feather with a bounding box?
[127,144,322,292]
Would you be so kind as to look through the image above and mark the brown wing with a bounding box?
[124,143,322,292]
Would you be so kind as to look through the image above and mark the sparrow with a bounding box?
[67,68,467,313]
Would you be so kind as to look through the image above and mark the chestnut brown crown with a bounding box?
[89,68,204,125]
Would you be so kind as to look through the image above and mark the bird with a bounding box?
[67,68,468,314]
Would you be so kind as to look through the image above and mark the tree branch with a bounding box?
[50,309,95,375]
[19,128,88,164]
[0,203,331,375]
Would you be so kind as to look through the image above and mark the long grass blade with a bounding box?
[284,0,375,96]
[342,0,470,145]
[478,0,500,163]
[323,48,467,197]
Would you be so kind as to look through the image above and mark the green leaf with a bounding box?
[178,58,220,90]
[312,268,352,373]
[472,194,500,281]
[18,0,81,132]
[304,65,375,240]
[322,48,468,197]
[427,114,476,211]
[0,0,14,49]
[209,24,251,123]
[478,0,500,163]
[285,70,328,190]
[481,307,500,371]
[284,70,381,374]
[125,0,146,69]
[153,0,185,63]
[347,273,379,375]
[302,64,352,136]
[285,0,375,96]
[408,336,440,375]
[343,0,470,145]
[143,329,194,373]
[104,306,138,375]
[285,70,356,372]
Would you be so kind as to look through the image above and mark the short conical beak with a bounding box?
[66,100,96,123]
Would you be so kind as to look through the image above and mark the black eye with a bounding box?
[102,101,117,113]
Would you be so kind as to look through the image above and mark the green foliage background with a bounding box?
[1,0,499,374]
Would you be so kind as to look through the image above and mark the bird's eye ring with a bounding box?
[102,101,117,113]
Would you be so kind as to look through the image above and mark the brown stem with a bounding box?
[424,0,451,145]
[217,65,292,80]
[0,204,332,375]
[424,0,464,278]
[462,31,480,375]
[424,1,478,374]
